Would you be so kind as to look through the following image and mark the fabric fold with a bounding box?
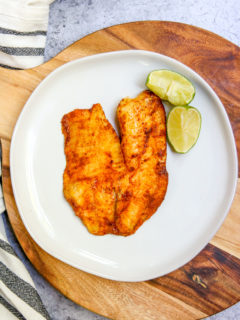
[0,232,50,320]
[0,0,54,69]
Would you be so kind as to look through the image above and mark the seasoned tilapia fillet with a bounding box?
[61,104,125,235]
[116,91,168,235]
[62,91,168,236]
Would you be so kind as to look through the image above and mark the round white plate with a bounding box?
[10,50,238,282]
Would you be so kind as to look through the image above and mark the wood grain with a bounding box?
[152,243,240,315]
[0,21,240,319]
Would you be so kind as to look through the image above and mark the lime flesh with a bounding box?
[167,106,201,153]
[146,69,195,105]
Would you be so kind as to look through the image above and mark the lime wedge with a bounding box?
[146,69,195,105]
[167,106,201,153]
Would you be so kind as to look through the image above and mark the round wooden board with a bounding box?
[1,21,240,319]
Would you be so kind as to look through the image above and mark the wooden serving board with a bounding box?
[1,21,240,319]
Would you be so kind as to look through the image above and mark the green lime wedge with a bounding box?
[146,69,195,105]
[167,106,201,153]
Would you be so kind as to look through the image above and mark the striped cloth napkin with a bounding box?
[0,0,54,69]
[0,1,54,319]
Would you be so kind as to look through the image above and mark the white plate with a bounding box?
[10,50,238,282]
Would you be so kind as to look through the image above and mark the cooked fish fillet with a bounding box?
[116,90,168,235]
[62,91,168,236]
[61,104,125,235]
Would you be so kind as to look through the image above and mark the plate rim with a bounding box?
[10,49,238,281]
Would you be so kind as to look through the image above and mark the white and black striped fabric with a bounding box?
[0,1,54,319]
[0,0,54,69]
[0,231,51,320]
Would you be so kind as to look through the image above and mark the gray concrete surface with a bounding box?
[45,0,240,61]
